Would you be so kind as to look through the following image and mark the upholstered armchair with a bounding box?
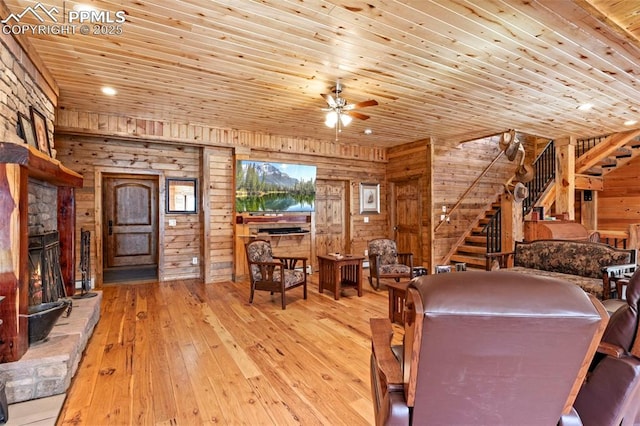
[574,269,640,425]
[368,238,413,290]
[244,239,307,309]
[370,271,607,425]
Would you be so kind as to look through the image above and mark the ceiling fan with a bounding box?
[321,80,378,139]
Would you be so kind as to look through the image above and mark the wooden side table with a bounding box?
[317,255,364,300]
[386,280,410,324]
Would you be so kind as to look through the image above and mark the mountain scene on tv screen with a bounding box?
[236,161,316,212]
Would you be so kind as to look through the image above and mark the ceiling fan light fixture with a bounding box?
[340,113,352,126]
[325,111,338,127]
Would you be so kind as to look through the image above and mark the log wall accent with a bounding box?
[599,156,640,234]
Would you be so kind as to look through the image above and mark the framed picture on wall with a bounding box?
[30,106,52,156]
[17,112,37,149]
[360,182,380,214]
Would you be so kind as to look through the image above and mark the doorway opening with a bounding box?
[102,174,159,283]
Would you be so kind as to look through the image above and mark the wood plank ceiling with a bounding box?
[3,0,640,147]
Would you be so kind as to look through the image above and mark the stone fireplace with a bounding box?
[0,142,101,405]
[0,142,83,361]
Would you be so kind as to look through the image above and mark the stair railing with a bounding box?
[576,135,608,158]
[434,150,505,233]
[522,140,555,216]
[485,139,556,254]
[486,208,501,253]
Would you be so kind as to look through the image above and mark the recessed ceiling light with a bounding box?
[624,119,638,126]
[101,86,117,96]
[364,128,373,135]
[577,103,593,111]
[73,4,97,12]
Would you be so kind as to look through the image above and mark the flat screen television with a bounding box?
[235,160,316,213]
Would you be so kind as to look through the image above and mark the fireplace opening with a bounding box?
[28,231,66,305]
[26,231,72,344]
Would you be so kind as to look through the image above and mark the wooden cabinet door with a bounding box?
[315,180,349,256]
[392,179,422,265]
[103,176,158,269]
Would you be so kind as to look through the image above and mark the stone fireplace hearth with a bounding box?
[0,292,101,404]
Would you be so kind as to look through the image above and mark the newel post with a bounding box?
[555,137,576,220]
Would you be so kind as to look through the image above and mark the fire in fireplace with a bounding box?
[28,231,65,306]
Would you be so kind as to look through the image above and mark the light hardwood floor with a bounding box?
[57,273,391,425]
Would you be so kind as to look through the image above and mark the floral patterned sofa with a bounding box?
[486,239,637,300]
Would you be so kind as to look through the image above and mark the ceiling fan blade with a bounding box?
[346,111,370,120]
[344,99,378,110]
[321,94,337,108]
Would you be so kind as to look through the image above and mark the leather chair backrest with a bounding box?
[601,270,640,355]
[404,271,606,425]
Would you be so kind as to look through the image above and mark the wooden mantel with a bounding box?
[0,141,82,362]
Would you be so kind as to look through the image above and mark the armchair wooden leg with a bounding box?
[249,285,255,303]
[281,291,286,309]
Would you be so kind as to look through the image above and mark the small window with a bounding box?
[166,178,197,214]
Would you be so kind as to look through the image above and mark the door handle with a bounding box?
[108,220,113,235]
[393,226,398,231]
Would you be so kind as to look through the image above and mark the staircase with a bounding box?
[449,202,501,270]
[577,131,640,177]
[445,130,640,271]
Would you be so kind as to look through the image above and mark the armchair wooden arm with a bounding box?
[601,263,636,300]
[485,251,514,271]
[597,341,626,358]
[252,261,285,283]
[370,318,403,389]
[273,255,308,271]
[370,318,408,426]
[368,253,382,270]
[396,253,414,272]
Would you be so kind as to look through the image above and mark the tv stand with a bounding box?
[234,214,312,280]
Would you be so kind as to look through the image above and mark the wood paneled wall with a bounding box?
[54,110,388,284]
[599,156,640,232]
[203,147,234,282]
[54,135,203,283]
[432,137,516,264]
[244,150,387,261]
[55,110,387,163]
[387,139,432,267]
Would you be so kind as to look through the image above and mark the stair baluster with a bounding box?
[486,208,501,254]
[522,140,555,216]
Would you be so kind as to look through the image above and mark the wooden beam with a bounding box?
[555,137,576,220]
[575,174,603,191]
[576,129,640,174]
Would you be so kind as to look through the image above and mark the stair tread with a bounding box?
[457,245,487,254]
[450,254,486,266]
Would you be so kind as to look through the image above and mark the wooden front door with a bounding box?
[391,179,422,265]
[315,180,350,257]
[103,175,158,275]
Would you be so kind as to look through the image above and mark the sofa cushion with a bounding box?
[514,240,632,278]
